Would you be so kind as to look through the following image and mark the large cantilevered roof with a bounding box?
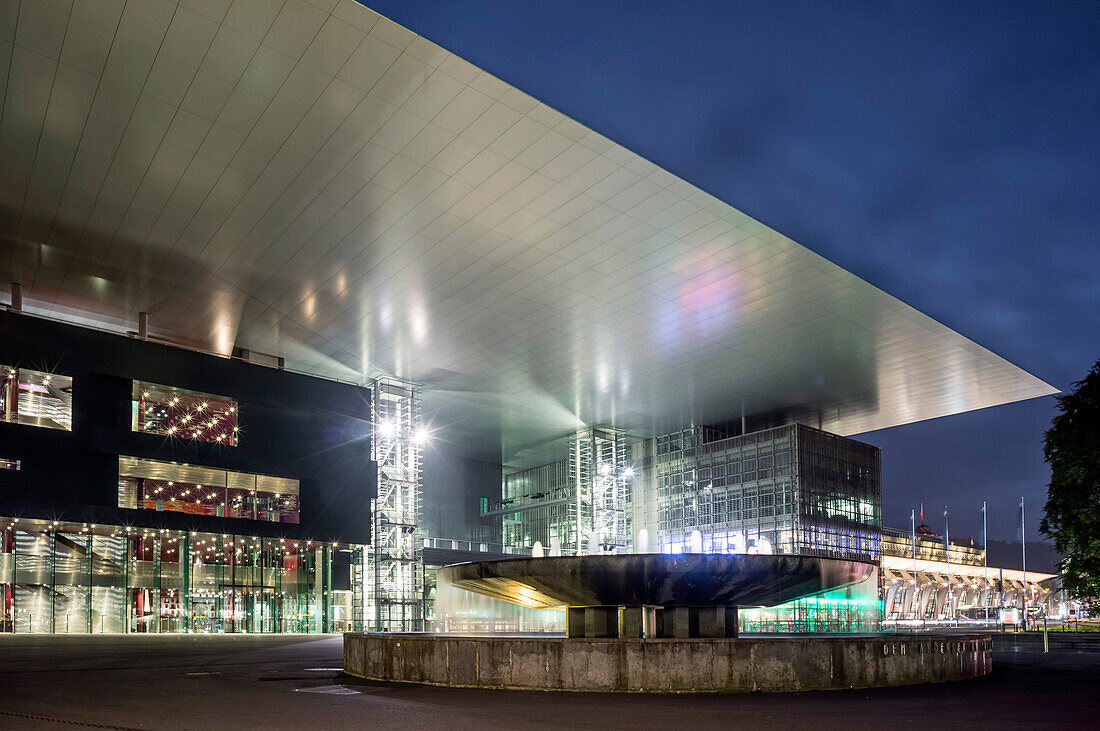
[0,0,1055,460]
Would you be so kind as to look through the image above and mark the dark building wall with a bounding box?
[795,424,882,562]
[421,444,501,543]
[0,311,375,544]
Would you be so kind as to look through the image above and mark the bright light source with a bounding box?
[622,467,635,479]
[377,420,397,438]
[413,427,430,445]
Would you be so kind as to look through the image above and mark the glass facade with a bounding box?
[740,583,881,633]
[640,424,881,563]
[492,428,632,556]
[1,366,72,431]
[645,426,797,555]
[0,517,361,634]
[795,426,882,562]
[366,378,423,632]
[1,322,374,636]
[500,461,574,552]
[132,380,238,445]
[118,456,300,524]
[429,564,565,634]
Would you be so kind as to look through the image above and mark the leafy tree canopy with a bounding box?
[1041,359,1100,614]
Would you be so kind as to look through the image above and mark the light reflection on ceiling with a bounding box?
[0,0,1056,462]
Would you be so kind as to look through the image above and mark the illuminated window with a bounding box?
[117,456,298,524]
[132,381,238,446]
[1,366,73,431]
[0,458,19,470]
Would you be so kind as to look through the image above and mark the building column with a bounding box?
[181,535,191,633]
[585,606,619,638]
[916,582,933,619]
[566,607,586,638]
[884,584,900,618]
[642,606,658,638]
[620,606,644,638]
[724,606,739,638]
[654,607,672,638]
[671,606,694,638]
[695,606,724,638]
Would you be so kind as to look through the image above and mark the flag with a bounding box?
[943,506,949,550]
[1016,497,1025,543]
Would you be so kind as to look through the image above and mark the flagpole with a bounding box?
[1021,497,1027,630]
[911,509,917,621]
[982,501,988,622]
[944,506,951,624]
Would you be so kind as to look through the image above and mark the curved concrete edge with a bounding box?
[440,554,875,610]
[343,634,992,693]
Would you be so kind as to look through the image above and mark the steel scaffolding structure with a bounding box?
[572,428,631,554]
[366,378,423,631]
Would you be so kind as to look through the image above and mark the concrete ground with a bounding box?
[0,634,1097,729]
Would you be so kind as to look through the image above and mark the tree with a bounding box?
[1041,359,1100,614]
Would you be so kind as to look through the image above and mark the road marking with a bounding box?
[303,667,343,671]
[186,671,219,676]
[296,685,360,696]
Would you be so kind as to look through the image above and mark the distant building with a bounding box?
[880,526,1056,623]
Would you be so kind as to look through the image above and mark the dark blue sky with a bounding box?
[361,1,1100,542]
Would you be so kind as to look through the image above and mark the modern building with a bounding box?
[880,524,1057,624]
[0,1,1057,633]
[0,310,377,633]
[473,424,883,632]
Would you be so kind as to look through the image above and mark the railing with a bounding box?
[4,307,367,387]
[421,537,531,556]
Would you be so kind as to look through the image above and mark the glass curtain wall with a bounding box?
[131,380,238,445]
[428,565,565,634]
[795,426,882,563]
[499,461,574,553]
[118,456,300,524]
[0,517,355,634]
[648,424,882,564]
[1,366,73,430]
[640,424,883,633]
[652,426,801,556]
[739,572,881,633]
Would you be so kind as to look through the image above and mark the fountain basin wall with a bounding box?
[343,633,992,693]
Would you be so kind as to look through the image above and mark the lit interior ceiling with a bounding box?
[0,0,1056,461]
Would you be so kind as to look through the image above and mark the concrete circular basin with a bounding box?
[438,553,876,609]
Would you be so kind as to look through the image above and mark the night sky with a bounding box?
[360,1,1100,542]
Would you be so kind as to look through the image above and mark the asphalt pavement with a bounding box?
[0,634,1097,729]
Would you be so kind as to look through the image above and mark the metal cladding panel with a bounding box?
[119,456,228,487]
[0,0,1056,462]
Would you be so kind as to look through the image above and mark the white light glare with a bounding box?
[622,467,635,479]
[377,420,397,438]
[413,427,430,445]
